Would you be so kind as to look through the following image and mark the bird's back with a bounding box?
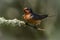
[31,13,48,20]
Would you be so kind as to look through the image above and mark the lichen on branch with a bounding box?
[0,17,25,27]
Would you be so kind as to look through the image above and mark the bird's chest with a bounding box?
[23,14,31,20]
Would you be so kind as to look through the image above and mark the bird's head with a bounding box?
[23,7,33,13]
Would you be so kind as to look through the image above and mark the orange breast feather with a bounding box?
[23,14,41,25]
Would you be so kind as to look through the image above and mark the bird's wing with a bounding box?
[31,13,48,20]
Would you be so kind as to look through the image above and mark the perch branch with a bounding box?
[0,17,25,27]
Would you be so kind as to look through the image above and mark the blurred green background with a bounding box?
[0,0,60,40]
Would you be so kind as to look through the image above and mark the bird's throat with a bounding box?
[25,13,31,15]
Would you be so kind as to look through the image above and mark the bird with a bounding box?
[23,7,48,30]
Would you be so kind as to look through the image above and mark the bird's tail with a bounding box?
[48,15,56,17]
[43,15,56,18]
[42,15,48,19]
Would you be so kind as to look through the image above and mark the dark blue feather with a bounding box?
[31,13,48,20]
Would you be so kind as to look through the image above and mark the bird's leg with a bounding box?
[25,22,33,27]
[25,22,38,29]
[35,24,45,31]
[25,22,29,25]
[25,22,45,31]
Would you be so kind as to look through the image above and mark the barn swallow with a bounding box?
[23,7,48,30]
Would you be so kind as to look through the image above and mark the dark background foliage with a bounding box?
[0,0,60,40]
